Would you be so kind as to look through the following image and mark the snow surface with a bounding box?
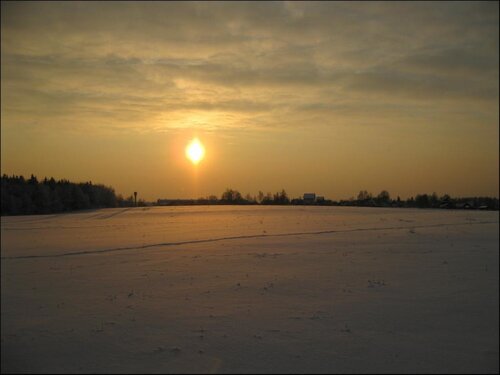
[1,206,499,373]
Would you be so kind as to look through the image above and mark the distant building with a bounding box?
[456,202,473,209]
[303,193,316,204]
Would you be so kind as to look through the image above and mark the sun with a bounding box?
[185,138,205,164]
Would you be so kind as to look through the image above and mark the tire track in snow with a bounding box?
[1,209,133,230]
[96,207,133,220]
[1,220,497,260]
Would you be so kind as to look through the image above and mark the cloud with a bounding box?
[1,1,498,134]
[396,48,499,77]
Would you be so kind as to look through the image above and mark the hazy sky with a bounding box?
[1,1,498,200]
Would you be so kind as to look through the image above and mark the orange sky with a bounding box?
[1,2,498,200]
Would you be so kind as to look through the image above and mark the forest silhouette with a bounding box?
[1,174,498,216]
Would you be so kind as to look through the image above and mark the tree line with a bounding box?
[341,190,499,210]
[2,175,498,215]
[167,188,498,210]
[187,188,497,210]
[218,188,290,204]
[0,174,141,216]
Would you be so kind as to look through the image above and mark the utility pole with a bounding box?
[134,192,137,207]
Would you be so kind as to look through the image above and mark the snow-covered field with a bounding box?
[1,206,498,373]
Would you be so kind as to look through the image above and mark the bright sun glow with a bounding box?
[185,138,205,164]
